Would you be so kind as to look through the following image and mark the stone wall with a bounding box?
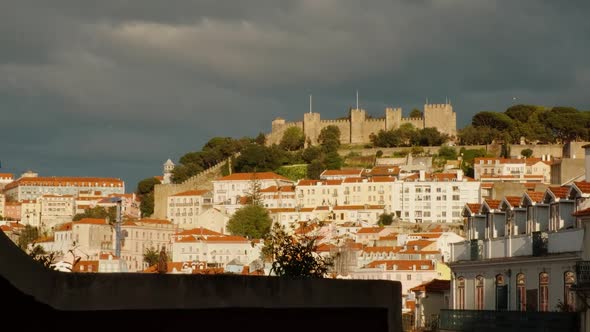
[152,156,234,219]
[0,230,402,332]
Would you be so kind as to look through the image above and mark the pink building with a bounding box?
[4,202,21,221]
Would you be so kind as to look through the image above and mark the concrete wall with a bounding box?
[0,230,402,332]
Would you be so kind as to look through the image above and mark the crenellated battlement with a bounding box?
[268,101,456,146]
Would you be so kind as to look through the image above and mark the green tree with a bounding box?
[263,223,333,278]
[227,205,272,239]
[378,213,394,226]
[376,150,384,158]
[279,127,305,151]
[370,129,400,147]
[255,132,267,145]
[416,128,448,146]
[137,177,161,195]
[17,225,39,250]
[136,176,161,218]
[143,247,160,267]
[318,125,341,152]
[505,104,538,123]
[307,160,324,180]
[275,165,307,181]
[409,109,423,118]
[324,151,343,170]
[140,191,155,218]
[438,146,457,160]
[73,206,117,222]
[472,111,514,131]
[301,146,322,163]
[521,148,533,158]
[233,144,290,173]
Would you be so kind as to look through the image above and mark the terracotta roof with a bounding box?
[204,235,248,243]
[259,186,295,193]
[474,157,525,164]
[55,222,73,232]
[399,249,440,255]
[4,202,21,207]
[367,167,400,176]
[573,207,590,217]
[34,236,54,243]
[99,252,118,260]
[465,203,482,214]
[321,169,363,176]
[504,196,522,208]
[574,182,590,194]
[548,186,569,199]
[524,158,543,166]
[0,173,14,178]
[154,176,164,182]
[171,190,209,197]
[4,176,124,190]
[406,240,435,248]
[175,228,222,236]
[410,279,450,293]
[378,234,398,241]
[525,191,545,204]
[484,199,501,210]
[215,172,291,182]
[0,225,12,232]
[357,227,385,234]
[75,218,108,225]
[297,179,343,186]
[316,243,337,252]
[365,259,434,270]
[412,233,443,239]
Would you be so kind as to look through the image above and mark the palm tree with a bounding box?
[143,247,159,267]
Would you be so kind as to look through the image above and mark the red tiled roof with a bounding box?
[34,236,54,243]
[175,228,222,236]
[321,169,363,176]
[357,227,385,234]
[573,207,590,217]
[365,259,434,270]
[316,243,337,252]
[154,176,164,182]
[259,185,295,193]
[504,196,522,208]
[362,246,400,254]
[484,199,501,210]
[474,157,525,164]
[204,235,248,243]
[55,222,73,232]
[73,261,99,273]
[548,186,569,199]
[4,176,124,190]
[378,234,398,241]
[0,173,14,178]
[75,218,108,225]
[215,172,291,182]
[526,191,545,204]
[574,182,590,194]
[466,203,482,214]
[410,279,450,293]
[171,190,209,197]
[406,240,435,248]
[367,167,400,176]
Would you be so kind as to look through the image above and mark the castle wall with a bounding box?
[318,119,351,144]
[349,109,366,144]
[267,121,303,145]
[400,117,424,130]
[385,108,402,131]
[424,104,456,137]
[364,118,387,141]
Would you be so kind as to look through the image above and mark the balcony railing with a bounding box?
[439,310,577,331]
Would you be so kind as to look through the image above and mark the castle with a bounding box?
[267,102,457,146]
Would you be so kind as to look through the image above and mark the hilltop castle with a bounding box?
[267,102,457,146]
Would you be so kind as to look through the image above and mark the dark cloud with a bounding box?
[1,0,589,187]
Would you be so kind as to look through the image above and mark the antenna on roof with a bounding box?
[426,97,429,105]
[309,94,312,114]
[356,90,359,110]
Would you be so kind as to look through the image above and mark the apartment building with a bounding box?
[4,175,124,201]
[120,218,176,272]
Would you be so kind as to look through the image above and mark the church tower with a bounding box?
[163,159,175,184]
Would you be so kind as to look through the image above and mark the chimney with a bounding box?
[542,155,546,161]
[457,169,463,181]
[585,145,590,181]
[419,170,425,181]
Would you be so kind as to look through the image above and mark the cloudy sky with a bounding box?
[1,0,589,190]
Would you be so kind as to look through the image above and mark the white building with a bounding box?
[0,173,13,189]
[21,200,41,227]
[391,171,480,223]
[260,185,297,209]
[171,228,260,268]
[3,175,125,201]
[120,218,176,272]
[350,259,440,294]
[39,218,113,261]
[39,195,75,230]
[0,193,5,218]
[212,172,294,207]
[166,190,213,228]
[163,159,175,184]
[320,169,364,181]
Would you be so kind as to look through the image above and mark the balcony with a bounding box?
[439,310,577,331]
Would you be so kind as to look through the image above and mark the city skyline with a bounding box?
[1,1,590,188]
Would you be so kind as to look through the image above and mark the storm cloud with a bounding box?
[1,0,589,188]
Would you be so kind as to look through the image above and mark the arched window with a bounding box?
[476,275,484,310]
[496,274,507,310]
[456,277,465,309]
[539,272,549,312]
[516,273,526,311]
[564,271,576,311]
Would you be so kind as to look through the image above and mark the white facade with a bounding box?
[120,219,176,272]
[21,200,41,227]
[172,232,260,267]
[39,195,75,230]
[0,194,5,218]
[163,159,175,185]
[260,185,297,209]
[212,172,294,206]
[166,190,213,228]
[4,176,125,201]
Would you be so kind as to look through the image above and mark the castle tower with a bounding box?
[423,102,457,137]
[163,159,175,184]
[349,108,367,144]
[385,107,402,131]
[303,112,321,145]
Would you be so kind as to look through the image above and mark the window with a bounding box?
[407,274,411,281]
[495,274,507,310]
[476,275,484,310]
[456,277,465,309]
[564,271,576,311]
[539,272,549,312]
[511,273,526,311]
